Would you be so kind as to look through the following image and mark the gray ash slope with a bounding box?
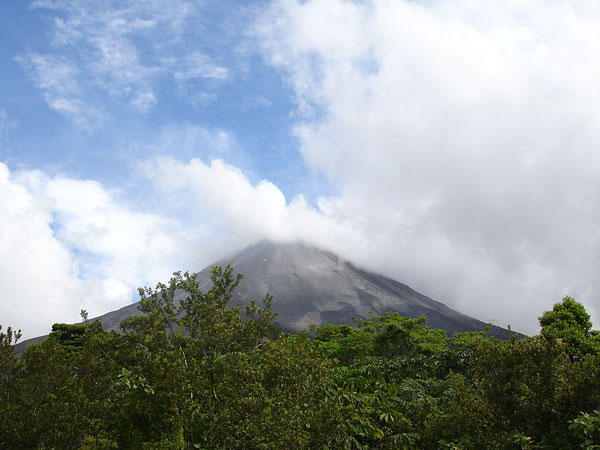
[17,239,513,350]
[97,240,510,337]
[207,240,510,337]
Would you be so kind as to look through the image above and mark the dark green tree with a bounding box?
[539,296,600,360]
[0,325,23,446]
[5,275,600,449]
[118,265,279,449]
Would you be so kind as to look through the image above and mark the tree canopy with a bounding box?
[539,295,600,360]
[1,269,600,449]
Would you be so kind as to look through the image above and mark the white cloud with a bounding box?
[139,155,365,266]
[188,92,218,107]
[86,29,161,110]
[0,109,17,147]
[121,123,243,165]
[10,0,600,337]
[130,92,158,113]
[39,177,186,287]
[22,0,229,118]
[1,149,345,339]
[172,51,229,82]
[0,164,126,339]
[251,0,600,333]
[0,163,195,339]
[14,53,104,128]
[3,136,579,338]
[241,95,272,110]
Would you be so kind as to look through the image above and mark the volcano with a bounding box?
[68,239,511,337]
[17,239,513,350]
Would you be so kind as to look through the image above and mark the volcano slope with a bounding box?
[16,239,513,351]
[76,239,511,338]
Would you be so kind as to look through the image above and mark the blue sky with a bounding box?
[0,0,311,196]
[3,0,600,338]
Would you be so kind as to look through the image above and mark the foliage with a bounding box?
[2,277,600,449]
[0,325,23,446]
[539,295,600,360]
[570,410,600,449]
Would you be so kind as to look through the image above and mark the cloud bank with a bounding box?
[1,162,195,339]
[6,0,600,338]
[1,164,127,338]
[251,0,600,331]
[1,154,353,339]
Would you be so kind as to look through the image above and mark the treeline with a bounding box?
[1,266,600,449]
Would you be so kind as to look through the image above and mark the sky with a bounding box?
[2,0,600,339]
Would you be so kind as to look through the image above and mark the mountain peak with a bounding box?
[16,240,513,352]
[208,239,509,337]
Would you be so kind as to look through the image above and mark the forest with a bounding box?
[1,265,600,449]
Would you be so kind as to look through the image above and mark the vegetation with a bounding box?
[2,267,600,449]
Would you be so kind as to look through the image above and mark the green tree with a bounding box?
[539,296,600,360]
[0,325,21,390]
[570,409,600,449]
[0,325,23,447]
[7,275,600,449]
[118,265,279,449]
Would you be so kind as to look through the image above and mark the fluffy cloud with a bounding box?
[252,0,600,332]
[1,152,352,339]
[0,164,123,338]
[0,163,197,339]
[9,0,600,338]
[141,156,361,251]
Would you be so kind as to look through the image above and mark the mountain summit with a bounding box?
[212,240,509,337]
[18,240,512,350]
[83,239,510,338]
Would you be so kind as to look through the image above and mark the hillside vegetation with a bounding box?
[2,266,600,449]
